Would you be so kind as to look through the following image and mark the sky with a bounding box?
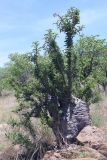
[0,0,107,66]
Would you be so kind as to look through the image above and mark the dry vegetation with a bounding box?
[0,94,55,153]
[90,92,107,137]
[0,94,18,152]
[0,94,17,123]
[0,92,107,152]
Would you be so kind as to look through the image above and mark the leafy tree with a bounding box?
[3,53,34,95]
[73,35,107,102]
[3,53,38,137]
[5,7,107,147]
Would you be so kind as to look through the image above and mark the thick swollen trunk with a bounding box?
[51,96,91,146]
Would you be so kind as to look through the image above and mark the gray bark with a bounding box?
[51,96,91,145]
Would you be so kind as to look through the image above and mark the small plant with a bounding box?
[91,103,103,128]
[8,117,20,127]
[91,113,103,128]
[6,131,32,147]
[79,152,88,158]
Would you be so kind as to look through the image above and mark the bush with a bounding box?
[6,132,32,147]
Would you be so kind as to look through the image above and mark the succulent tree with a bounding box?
[29,8,85,145]
[4,7,107,147]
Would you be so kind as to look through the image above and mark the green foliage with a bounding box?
[73,35,107,103]
[8,118,20,128]
[91,113,103,128]
[91,103,103,128]
[40,110,53,126]
[79,152,88,158]
[0,67,5,95]
[6,131,32,147]
[3,53,34,91]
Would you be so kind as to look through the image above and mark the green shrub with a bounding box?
[8,118,20,127]
[79,152,88,158]
[6,132,32,147]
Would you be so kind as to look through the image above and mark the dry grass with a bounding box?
[90,93,107,137]
[0,94,55,153]
[0,94,18,151]
[0,94,17,123]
